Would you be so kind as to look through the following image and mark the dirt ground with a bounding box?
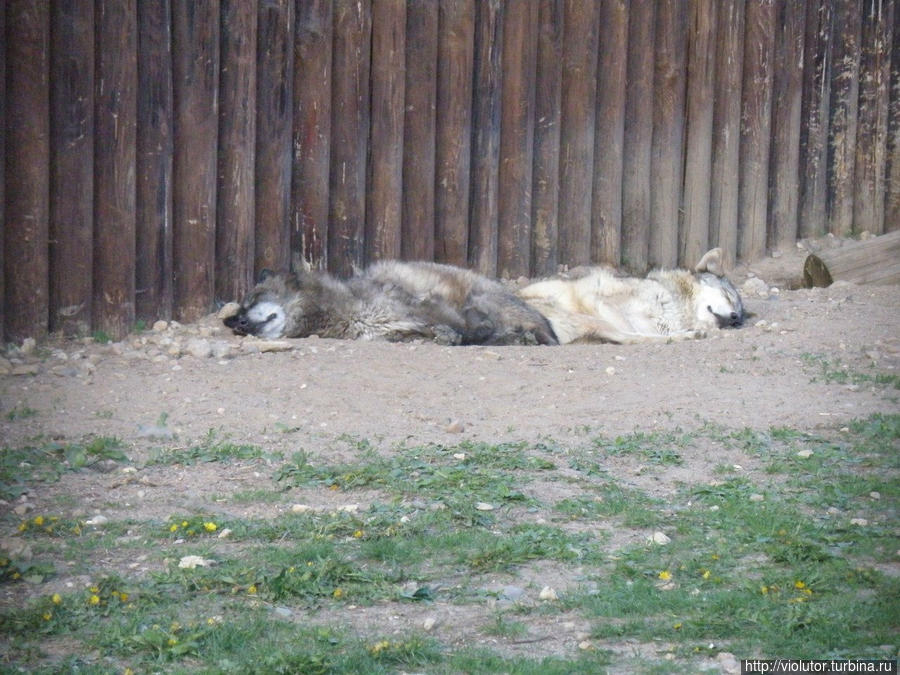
[0,244,898,668]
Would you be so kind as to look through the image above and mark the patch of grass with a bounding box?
[2,419,897,672]
[0,436,126,500]
[5,404,38,421]
[590,431,687,465]
[145,431,272,466]
[800,352,900,389]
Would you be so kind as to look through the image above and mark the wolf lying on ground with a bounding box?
[223,260,558,346]
[518,248,745,344]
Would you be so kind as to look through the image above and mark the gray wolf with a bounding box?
[518,248,745,344]
[223,260,558,346]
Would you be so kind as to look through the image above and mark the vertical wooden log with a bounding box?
[293,0,332,269]
[651,0,688,269]
[172,0,219,320]
[402,0,437,262]
[739,0,775,262]
[468,0,503,276]
[255,0,293,275]
[136,0,174,320]
[621,0,655,272]
[592,0,628,267]
[329,0,371,276]
[94,0,137,339]
[0,0,5,340]
[4,0,49,342]
[710,0,744,267]
[498,0,538,278]
[680,0,716,267]
[769,0,806,251]
[854,0,894,235]
[887,0,900,231]
[799,0,833,239]
[532,0,563,275]
[367,0,405,263]
[558,0,600,268]
[50,0,93,335]
[434,0,475,267]
[216,0,256,301]
[827,0,862,236]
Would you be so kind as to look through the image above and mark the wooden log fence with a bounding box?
[1,0,897,343]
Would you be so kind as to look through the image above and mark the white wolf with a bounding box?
[518,248,745,344]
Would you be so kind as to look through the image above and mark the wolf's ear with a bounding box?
[694,248,725,277]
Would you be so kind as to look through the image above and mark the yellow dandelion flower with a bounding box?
[329,484,339,491]
[802,588,813,596]
[167,637,178,647]
[33,516,44,526]
[118,592,129,602]
[169,524,178,532]
[18,522,27,532]
[658,570,672,581]
[204,522,217,532]
[182,521,189,527]
[43,611,52,621]
[701,569,711,580]
[353,530,364,538]
[710,553,719,560]
[52,593,62,605]
[73,524,81,535]
[89,594,101,606]
[761,585,769,595]
[673,622,682,630]
[333,587,344,598]
[247,584,257,595]
[794,580,806,589]
[370,639,390,654]
[12,572,20,580]
[124,669,134,675]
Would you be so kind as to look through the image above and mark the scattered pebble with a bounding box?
[475,502,494,511]
[749,494,765,502]
[178,555,215,569]
[85,515,109,526]
[850,518,868,526]
[796,449,814,458]
[538,586,558,601]
[650,531,671,545]
[422,616,438,631]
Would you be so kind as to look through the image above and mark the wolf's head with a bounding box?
[222,270,294,339]
[693,248,745,329]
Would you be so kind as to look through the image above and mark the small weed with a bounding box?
[5,405,38,421]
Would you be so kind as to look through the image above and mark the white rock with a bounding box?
[539,586,558,601]
[291,504,313,514]
[850,518,868,526]
[422,616,438,631]
[475,502,494,511]
[85,515,109,526]
[178,555,215,569]
[749,493,765,502]
[186,338,212,359]
[152,320,169,332]
[650,531,671,545]
[796,449,813,458]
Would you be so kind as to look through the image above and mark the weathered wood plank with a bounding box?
[532,0,563,275]
[292,0,332,269]
[367,0,405,263]
[804,230,900,286]
[94,0,137,338]
[329,0,370,277]
[799,0,833,239]
[50,0,93,335]
[739,0,775,261]
[592,0,628,267]
[853,0,894,235]
[434,0,474,268]
[888,0,900,231]
[769,0,806,251]
[710,0,744,267]
[498,0,538,278]
[621,0,655,272]
[468,0,503,276]
[0,0,5,340]
[136,0,174,320]
[558,0,600,268]
[4,0,50,341]
[652,0,688,269]
[402,0,438,262]
[827,0,862,236]
[216,0,256,302]
[172,0,219,321]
